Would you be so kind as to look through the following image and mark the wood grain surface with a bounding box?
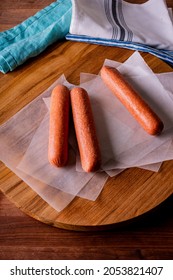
[0,0,173,259]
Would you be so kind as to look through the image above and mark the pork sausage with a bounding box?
[70,87,101,172]
[48,84,70,167]
[101,66,164,135]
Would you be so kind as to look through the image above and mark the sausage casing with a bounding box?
[70,87,101,172]
[48,84,70,167]
[101,66,164,135]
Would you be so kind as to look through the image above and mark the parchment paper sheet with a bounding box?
[77,52,173,172]
[0,76,109,211]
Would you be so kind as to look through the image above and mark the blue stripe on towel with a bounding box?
[104,0,118,40]
[112,0,125,41]
[66,34,173,66]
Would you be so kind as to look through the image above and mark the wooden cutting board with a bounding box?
[0,40,173,231]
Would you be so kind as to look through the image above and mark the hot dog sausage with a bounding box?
[70,87,101,172]
[101,66,164,135]
[48,84,70,167]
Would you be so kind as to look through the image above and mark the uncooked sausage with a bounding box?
[70,87,101,172]
[101,66,164,135]
[48,84,70,167]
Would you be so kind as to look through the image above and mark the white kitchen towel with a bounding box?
[66,0,173,65]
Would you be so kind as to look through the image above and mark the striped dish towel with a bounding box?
[66,0,173,66]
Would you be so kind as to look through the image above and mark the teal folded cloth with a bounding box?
[0,0,72,73]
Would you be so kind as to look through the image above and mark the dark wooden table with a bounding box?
[0,0,173,260]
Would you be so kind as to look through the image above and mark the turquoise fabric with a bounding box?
[0,0,72,73]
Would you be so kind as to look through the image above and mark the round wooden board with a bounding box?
[1,160,173,231]
[0,41,173,231]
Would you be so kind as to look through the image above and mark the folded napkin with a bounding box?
[0,0,72,73]
[66,0,173,65]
